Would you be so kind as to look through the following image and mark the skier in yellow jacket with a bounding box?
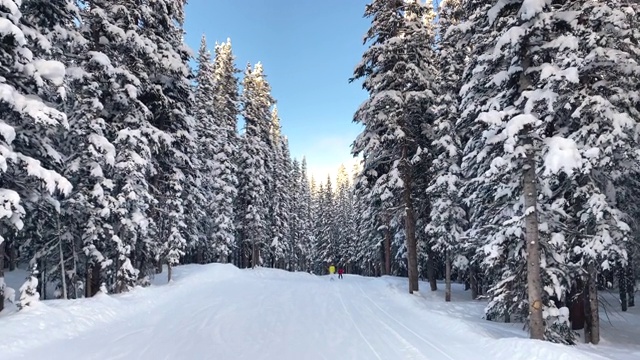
[329,264,336,280]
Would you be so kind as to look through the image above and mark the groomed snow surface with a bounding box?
[1,265,639,360]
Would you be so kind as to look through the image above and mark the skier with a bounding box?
[329,264,336,281]
[338,267,344,279]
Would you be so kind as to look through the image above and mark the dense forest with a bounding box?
[349,0,639,345]
[0,0,638,348]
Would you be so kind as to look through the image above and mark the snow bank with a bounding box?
[0,264,242,356]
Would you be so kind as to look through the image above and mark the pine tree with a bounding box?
[13,0,85,300]
[316,176,338,266]
[0,0,72,311]
[352,0,438,293]
[20,0,82,58]
[289,159,303,270]
[336,165,356,272]
[287,158,314,272]
[298,159,315,271]
[237,63,274,268]
[279,137,294,269]
[352,171,385,276]
[549,0,640,343]
[137,0,196,282]
[458,0,556,340]
[268,107,291,268]
[193,35,217,263]
[77,0,160,294]
[59,13,121,297]
[454,0,639,343]
[18,264,40,309]
[426,0,468,302]
[210,39,240,263]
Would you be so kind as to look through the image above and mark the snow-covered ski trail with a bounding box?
[334,278,489,360]
[2,265,629,360]
[355,282,455,360]
[336,282,383,360]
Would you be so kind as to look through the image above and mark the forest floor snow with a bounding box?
[1,264,639,360]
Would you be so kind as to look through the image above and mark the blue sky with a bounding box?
[184,0,370,183]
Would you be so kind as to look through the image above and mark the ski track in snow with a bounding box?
[337,283,383,359]
[1,264,637,360]
[355,282,453,360]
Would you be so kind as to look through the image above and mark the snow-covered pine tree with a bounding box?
[210,39,240,263]
[18,263,40,309]
[351,169,386,276]
[237,63,274,268]
[426,0,468,302]
[20,0,82,63]
[59,14,120,297]
[348,164,375,276]
[268,107,291,268]
[459,0,565,340]
[78,0,162,294]
[458,0,524,334]
[298,158,315,271]
[311,176,329,274]
[279,136,294,269]
[287,157,314,272]
[14,0,84,300]
[546,0,640,344]
[0,0,72,311]
[137,0,197,282]
[289,159,303,270]
[450,0,495,303]
[455,0,639,343]
[193,35,217,263]
[316,176,338,267]
[336,165,356,273]
[352,0,438,293]
[311,181,325,272]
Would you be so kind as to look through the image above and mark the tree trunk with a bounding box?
[0,240,5,312]
[445,251,452,302]
[86,262,92,298]
[57,215,68,300]
[584,281,592,341]
[568,281,585,330]
[627,259,635,307]
[8,240,16,271]
[522,136,544,340]
[252,241,259,268]
[470,265,479,300]
[426,247,437,291]
[402,151,419,293]
[240,243,246,268]
[505,299,511,323]
[585,262,600,344]
[40,258,47,300]
[114,257,122,294]
[88,262,101,297]
[71,237,80,299]
[167,263,173,282]
[384,214,392,276]
[619,266,627,312]
[59,237,68,300]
